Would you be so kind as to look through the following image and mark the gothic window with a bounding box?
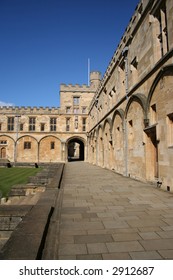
[24,141,31,149]
[7,117,14,131]
[29,117,36,131]
[50,118,56,131]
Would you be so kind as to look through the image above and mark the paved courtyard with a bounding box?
[54,162,173,260]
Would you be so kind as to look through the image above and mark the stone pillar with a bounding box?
[61,140,66,162]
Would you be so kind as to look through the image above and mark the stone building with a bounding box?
[0,0,173,192]
[0,72,101,163]
[88,0,173,191]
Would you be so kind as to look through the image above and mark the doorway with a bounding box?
[0,147,6,159]
[145,126,159,179]
[67,138,84,161]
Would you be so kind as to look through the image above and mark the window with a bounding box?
[66,107,71,114]
[50,118,56,131]
[66,118,70,132]
[73,108,79,114]
[154,3,168,58]
[130,56,138,85]
[131,56,138,70]
[82,107,87,114]
[150,104,157,124]
[167,113,173,147]
[20,123,24,131]
[0,140,7,145]
[82,118,86,132]
[73,96,80,105]
[24,142,31,149]
[29,117,36,131]
[138,3,143,15]
[7,117,14,131]
[40,123,45,131]
[50,141,55,149]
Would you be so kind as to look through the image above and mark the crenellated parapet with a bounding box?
[60,83,91,92]
[0,106,60,114]
[60,71,101,92]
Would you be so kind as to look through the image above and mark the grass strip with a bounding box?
[0,167,42,197]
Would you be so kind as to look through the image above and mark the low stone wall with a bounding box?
[0,163,64,260]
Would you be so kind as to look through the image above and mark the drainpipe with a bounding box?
[122,46,129,177]
[122,46,129,99]
[14,114,21,166]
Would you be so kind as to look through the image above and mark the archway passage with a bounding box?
[67,138,84,162]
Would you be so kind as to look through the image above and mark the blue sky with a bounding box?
[0,0,139,107]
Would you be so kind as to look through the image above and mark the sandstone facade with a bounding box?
[0,0,173,191]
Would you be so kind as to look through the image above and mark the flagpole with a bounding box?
[88,58,90,86]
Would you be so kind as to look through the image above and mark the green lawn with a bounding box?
[0,167,42,197]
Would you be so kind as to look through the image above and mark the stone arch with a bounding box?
[97,124,104,167]
[66,136,86,162]
[125,97,146,180]
[145,64,173,183]
[0,135,15,162]
[88,130,97,164]
[103,117,112,134]
[146,64,173,115]
[93,129,97,164]
[17,134,38,143]
[103,118,113,169]
[17,135,38,162]
[112,109,124,174]
[0,134,15,143]
[125,93,147,119]
[112,108,125,126]
[87,132,93,164]
[39,135,61,162]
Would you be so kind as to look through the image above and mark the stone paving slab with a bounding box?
[48,162,173,260]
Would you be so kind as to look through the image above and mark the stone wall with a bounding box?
[87,0,173,192]
[0,0,172,192]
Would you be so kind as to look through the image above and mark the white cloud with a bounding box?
[0,101,15,107]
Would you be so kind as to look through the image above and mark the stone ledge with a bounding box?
[0,163,65,260]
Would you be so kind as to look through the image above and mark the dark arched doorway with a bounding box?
[67,138,85,161]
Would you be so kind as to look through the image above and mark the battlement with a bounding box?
[0,106,60,114]
[60,83,90,92]
[60,71,101,92]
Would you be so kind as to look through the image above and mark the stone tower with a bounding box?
[90,71,101,89]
